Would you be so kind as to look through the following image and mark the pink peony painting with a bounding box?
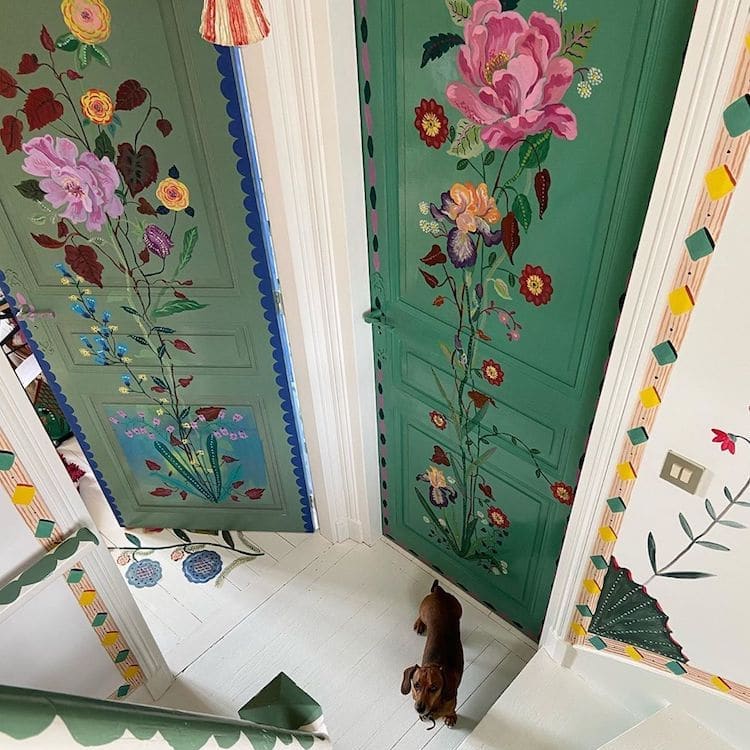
[446,2,577,150]
[21,134,123,231]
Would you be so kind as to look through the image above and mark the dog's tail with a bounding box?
[431,578,440,593]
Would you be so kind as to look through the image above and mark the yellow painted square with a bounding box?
[668,286,695,315]
[624,645,643,661]
[11,484,36,506]
[583,578,601,596]
[570,622,587,638]
[639,386,661,409]
[101,631,120,647]
[711,676,731,693]
[78,590,97,607]
[123,665,141,681]
[706,165,736,200]
[599,526,618,543]
[616,462,637,481]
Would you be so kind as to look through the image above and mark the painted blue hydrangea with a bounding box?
[182,550,223,584]
[125,559,162,588]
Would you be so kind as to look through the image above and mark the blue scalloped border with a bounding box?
[0,270,125,526]
[0,48,312,532]
[216,46,313,532]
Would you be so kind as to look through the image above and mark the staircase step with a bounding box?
[597,705,737,749]
[458,650,634,750]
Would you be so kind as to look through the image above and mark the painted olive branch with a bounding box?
[645,431,750,585]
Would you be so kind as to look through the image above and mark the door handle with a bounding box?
[363,308,394,330]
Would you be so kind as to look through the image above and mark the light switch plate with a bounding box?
[660,451,706,495]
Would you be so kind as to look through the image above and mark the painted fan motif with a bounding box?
[589,557,687,662]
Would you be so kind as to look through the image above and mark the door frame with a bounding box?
[541,0,750,657]
[239,0,381,544]
[237,0,739,554]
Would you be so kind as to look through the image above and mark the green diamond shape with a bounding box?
[576,604,593,617]
[626,427,649,446]
[0,451,15,471]
[665,660,687,676]
[116,684,130,698]
[67,568,84,584]
[91,612,108,628]
[589,636,607,651]
[590,555,608,570]
[115,649,130,664]
[34,519,55,539]
[685,227,715,261]
[652,340,678,366]
[607,496,627,513]
[723,94,750,137]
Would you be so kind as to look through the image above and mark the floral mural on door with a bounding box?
[412,0,603,575]
[0,1,267,506]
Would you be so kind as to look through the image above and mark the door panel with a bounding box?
[0,1,311,531]
[356,0,694,634]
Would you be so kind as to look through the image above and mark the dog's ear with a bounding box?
[401,665,418,695]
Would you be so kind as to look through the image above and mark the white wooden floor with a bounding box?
[119,531,535,749]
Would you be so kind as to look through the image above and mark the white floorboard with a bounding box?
[124,534,534,748]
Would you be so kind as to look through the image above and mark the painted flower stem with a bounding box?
[109,542,263,557]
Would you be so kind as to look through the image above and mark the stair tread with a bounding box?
[597,705,737,750]
[458,650,634,750]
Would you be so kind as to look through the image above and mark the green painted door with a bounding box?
[356,0,693,635]
[0,1,312,532]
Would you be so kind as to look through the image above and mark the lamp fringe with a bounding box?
[200,0,270,46]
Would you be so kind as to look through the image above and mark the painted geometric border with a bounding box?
[569,28,750,703]
[0,47,314,533]
[0,424,63,550]
[66,564,145,700]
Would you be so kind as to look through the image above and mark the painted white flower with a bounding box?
[418,201,430,215]
[491,566,500,576]
[419,219,442,236]
[79,348,91,357]
[138,374,147,382]
[423,516,431,524]
[577,80,592,99]
[118,386,129,394]
[588,67,603,86]
[477,511,484,519]
[438,518,447,528]
[553,0,567,11]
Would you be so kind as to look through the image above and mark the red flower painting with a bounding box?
[414,98,449,149]
[519,264,553,306]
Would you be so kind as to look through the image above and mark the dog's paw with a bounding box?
[444,714,457,728]
[413,618,426,635]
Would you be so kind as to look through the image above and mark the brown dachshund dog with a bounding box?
[401,579,463,728]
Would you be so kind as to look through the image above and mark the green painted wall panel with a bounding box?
[0,1,311,532]
[356,0,694,635]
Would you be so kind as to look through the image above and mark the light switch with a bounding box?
[660,451,705,495]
